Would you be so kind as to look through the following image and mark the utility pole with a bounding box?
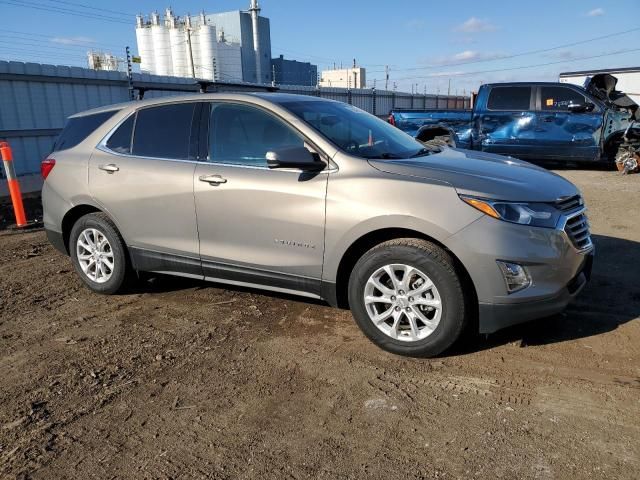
[125,46,134,101]
[385,65,389,91]
[447,78,451,96]
[186,27,196,78]
[272,63,276,87]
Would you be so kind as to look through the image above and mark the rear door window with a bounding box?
[53,110,118,152]
[132,103,197,160]
[105,114,135,154]
[487,86,532,111]
[540,86,587,111]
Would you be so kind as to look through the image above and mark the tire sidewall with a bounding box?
[69,214,127,294]
[348,244,465,357]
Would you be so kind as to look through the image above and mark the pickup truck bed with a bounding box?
[390,109,472,137]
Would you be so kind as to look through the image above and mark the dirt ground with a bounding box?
[0,168,639,479]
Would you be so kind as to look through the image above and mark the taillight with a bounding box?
[388,114,395,126]
[41,158,56,179]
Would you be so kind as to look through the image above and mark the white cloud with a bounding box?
[51,36,95,46]
[454,17,497,33]
[429,50,506,65]
[586,8,605,17]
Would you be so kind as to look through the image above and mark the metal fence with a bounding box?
[0,60,470,178]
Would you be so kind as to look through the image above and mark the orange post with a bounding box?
[0,141,28,227]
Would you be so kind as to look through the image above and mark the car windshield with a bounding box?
[280,100,432,159]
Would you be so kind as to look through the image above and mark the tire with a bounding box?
[69,212,130,295]
[348,238,467,357]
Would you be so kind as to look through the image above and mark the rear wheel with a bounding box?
[348,238,467,357]
[69,213,130,294]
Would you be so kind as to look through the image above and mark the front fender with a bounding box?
[322,170,483,283]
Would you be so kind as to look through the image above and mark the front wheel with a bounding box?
[348,238,468,357]
[69,212,130,294]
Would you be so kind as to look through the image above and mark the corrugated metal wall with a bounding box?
[0,60,469,178]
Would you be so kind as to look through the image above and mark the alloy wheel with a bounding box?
[363,264,442,342]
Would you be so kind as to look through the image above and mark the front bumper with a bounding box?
[446,214,594,334]
[478,252,593,333]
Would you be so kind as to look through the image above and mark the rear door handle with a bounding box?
[541,115,555,122]
[199,174,227,185]
[98,164,119,173]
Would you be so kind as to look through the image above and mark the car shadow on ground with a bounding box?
[128,233,639,357]
[449,233,640,356]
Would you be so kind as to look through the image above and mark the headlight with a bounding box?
[460,195,560,228]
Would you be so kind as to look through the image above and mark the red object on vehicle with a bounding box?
[388,113,395,126]
[41,158,56,180]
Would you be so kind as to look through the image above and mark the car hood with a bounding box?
[584,73,639,115]
[368,148,579,202]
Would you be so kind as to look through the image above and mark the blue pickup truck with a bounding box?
[388,74,639,165]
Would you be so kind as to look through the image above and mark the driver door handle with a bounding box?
[199,174,227,185]
[98,163,119,173]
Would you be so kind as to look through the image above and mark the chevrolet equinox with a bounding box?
[42,93,594,357]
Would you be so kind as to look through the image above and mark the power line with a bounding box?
[0,38,119,53]
[371,48,640,83]
[0,29,125,49]
[0,0,132,24]
[38,0,134,18]
[368,27,640,73]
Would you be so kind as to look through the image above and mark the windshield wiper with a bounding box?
[409,147,436,158]
[377,152,405,159]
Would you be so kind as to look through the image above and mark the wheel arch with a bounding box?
[416,125,457,145]
[602,130,626,163]
[332,227,477,314]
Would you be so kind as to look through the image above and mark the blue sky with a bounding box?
[1,0,638,93]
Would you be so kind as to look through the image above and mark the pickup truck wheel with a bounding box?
[348,238,467,357]
[69,213,130,295]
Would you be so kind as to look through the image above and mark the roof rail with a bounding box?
[132,80,279,100]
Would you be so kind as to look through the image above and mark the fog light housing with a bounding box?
[496,261,531,293]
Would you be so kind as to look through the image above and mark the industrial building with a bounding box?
[86,52,120,72]
[560,66,640,104]
[320,66,367,89]
[135,1,272,83]
[271,55,318,87]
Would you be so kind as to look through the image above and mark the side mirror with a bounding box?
[568,102,594,113]
[266,146,323,170]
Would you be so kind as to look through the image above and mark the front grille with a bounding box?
[555,195,583,212]
[564,211,592,251]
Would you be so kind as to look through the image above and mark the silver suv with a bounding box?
[42,93,594,357]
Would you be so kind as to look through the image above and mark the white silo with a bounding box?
[197,23,217,81]
[168,10,187,78]
[135,15,155,74]
[151,11,172,76]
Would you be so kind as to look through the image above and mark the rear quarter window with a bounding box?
[105,114,135,154]
[53,110,118,152]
